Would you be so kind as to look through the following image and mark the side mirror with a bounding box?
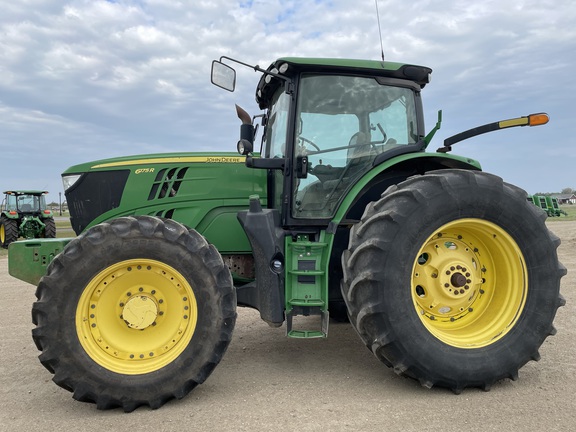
[211,60,236,92]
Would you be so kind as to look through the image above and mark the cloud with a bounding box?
[0,0,575,197]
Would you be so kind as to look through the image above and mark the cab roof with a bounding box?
[4,190,49,196]
[256,57,432,108]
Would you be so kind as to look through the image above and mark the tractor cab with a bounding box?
[2,190,50,215]
[213,57,432,226]
[263,67,425,220]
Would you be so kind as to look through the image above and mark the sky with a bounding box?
[0,0,575,204]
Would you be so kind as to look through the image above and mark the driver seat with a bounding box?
[346,132,375,178]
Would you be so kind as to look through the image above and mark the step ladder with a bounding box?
[285,234,329,338]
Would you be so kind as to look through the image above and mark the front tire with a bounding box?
[32,216,236,411]
[341,169,566,392]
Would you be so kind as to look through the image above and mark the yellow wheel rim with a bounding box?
[412,219,527,348]
[0,224,4,243]
[76,259,198,374]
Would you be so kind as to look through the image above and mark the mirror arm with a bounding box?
[219,56,292,87]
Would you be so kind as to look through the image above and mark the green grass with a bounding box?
[548,204,576,221]
[55,219,75,238]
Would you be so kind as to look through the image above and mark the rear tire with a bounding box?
[43,218,56,238]
[0,216,18,248]
[32,216,236,411]
[341,169,566,392]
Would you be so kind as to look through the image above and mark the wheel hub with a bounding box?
[414,240,482,320]
[122,295,158,329]
[441,263,474,298]
[450,272,467,288]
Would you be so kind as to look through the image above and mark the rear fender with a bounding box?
[2,211,19,220]
[333,152,482,224]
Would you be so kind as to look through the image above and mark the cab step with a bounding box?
[285,234,329,338]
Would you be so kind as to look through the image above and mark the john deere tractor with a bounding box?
[1,190,56,248]
[8,57,565,411]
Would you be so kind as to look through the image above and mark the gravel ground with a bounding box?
[0,221,574,432]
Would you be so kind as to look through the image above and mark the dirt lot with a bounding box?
[0,221,574,432]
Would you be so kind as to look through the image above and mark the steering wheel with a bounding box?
[298,136,321,152]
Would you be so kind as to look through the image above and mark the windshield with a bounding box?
[293,74,419,218]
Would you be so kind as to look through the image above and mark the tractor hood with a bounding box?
[61,152,267,253]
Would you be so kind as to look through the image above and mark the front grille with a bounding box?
[65,170,130,234]
[148,167,189,200]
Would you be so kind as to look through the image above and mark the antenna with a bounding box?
[375,0,385,61]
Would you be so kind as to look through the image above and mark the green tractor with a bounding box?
[8,57,565,411]
[1,190,56,248]
[530,195,568,217]
[546,196,568,217]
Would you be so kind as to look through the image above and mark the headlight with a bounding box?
[62,174,82,191]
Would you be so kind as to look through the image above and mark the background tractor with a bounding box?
[1,190,56,248]
[529,195,567,217]
[8,56,565,411]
